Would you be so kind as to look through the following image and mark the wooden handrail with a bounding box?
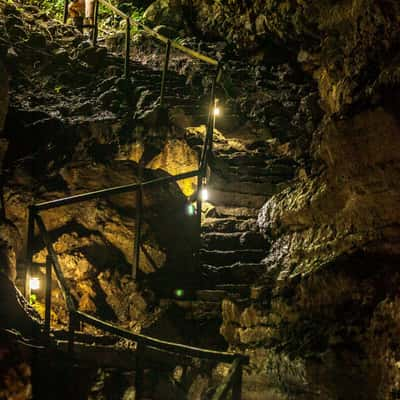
[96,0,218,66]
[138,22,218,65]
[76,310,249,364]
[98,0,127,19]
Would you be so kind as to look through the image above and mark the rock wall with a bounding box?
[166,0,400,399]
[185,0,400,114]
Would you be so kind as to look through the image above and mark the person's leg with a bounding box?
[68,0,84,32]
[85,0,95,25]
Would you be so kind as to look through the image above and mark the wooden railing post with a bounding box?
[124,17,131,79]
[92,0,99,45]
[44,254,52,337]
[160,39,171,107]
[231,360,243,400]
[135,343,145,399]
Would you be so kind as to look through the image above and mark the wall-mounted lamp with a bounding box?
[200,187,209,202]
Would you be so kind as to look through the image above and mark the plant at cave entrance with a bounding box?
[22,0,145,27]
[25,0,65,18]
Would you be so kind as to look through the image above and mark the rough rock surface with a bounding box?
[3,0,400,399]
[176,1,400,399]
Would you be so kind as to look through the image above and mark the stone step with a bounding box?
[201,217,258,233]
[201,262,266,284]
[215,153,268,167]
[215,284,252,298]
[209,175,278,196]
[201,231,265,251]
[209,189,268,208]
[211,205,259,218]
[226,164,295,179]
[200,249,265,266]
[195,289,230,302]
[201,232,242,250]
[202,217,250,233]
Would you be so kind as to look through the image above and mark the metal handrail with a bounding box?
[75,310,247,363]
[32,170,199,211]
[30,3,241,396]
[28,208,247,398]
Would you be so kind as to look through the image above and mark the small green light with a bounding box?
[186,204,195,216]
[174,289,185,298]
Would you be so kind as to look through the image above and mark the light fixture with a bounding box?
[30,276,40,291]
[200,187,209,202]
[174,289,185,298]
[213,98,220,117]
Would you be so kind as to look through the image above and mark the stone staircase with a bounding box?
[196,132,295,296]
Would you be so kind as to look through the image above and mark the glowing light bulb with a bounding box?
[213,107,220,117]
[30,277,40,291]
[201,187,209,201]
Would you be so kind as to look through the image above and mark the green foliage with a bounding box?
[174,36,188,46]
[98,1,144,33]
[25,0,64,18]
[22,0,145,36]
[29,293,37,305]
[23,0,145,24]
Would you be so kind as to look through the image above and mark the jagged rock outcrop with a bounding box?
[186,0,400,115]
[180,1,400,398]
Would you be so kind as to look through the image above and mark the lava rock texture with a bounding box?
[172,0,400,399]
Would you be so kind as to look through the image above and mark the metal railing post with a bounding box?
[160,39,171,107]
[135,343,145,399]
[231,360,243,400]
[92,0,99,45]
[63,0,69,24]
[124,17,131,79]
[68,312,76,354]
[132,155,144,279]
[208,64,220,154]
[195,173,203,269]
[44,255,52,337]
[132,185,143,279]
[25,206,35,298]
